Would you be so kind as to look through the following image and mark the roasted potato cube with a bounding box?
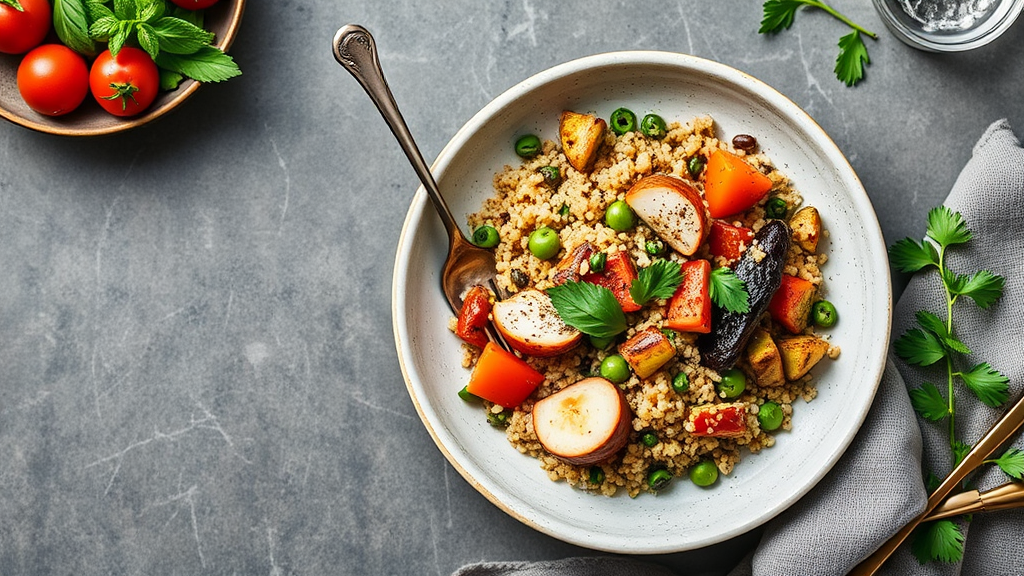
[746,328,785,387]
[790,206,822,253]
[778,335,830,380]
[559,110,606,173]
[618,326,675,379]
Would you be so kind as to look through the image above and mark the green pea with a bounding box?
[605,200,636,232]
[647,468,672,490]
[660,328,677,343]
[589,252,607,273]
[765,197,788,219]
[689,461,719,487]
[672,372,690,394]
[471,225,500,248]
[487,409,512,427]
[717,368,746,399]
[588,466,606,485]
[640,114,667,139]
[599,354,630,384]
[758,401,784,431]
[528,227,560,260]
[515,134,542,158]
[609,108,637,135]
[541,166,562,188]
[687,156,705,178]
[812,300,838,328]
[645,239,665,255]
[641,432,659,447]
[458,385,480,402]
[589,334,615,350]
[557,202,570,217]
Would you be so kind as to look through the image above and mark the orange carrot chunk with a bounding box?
[703,149,773,218]
[466,342,545,408]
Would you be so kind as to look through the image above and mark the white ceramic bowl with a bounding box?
[392,51,891,554]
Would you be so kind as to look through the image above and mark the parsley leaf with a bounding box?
[629,260,683,307]
[957,362,1009,408]
[909,383,948,422]
[912,520,965,565]
[758,0,876,86]
[889,237,939,273]
[988,448,1024,480]
[914,310,970,354]
[957,269,1005,309]
[894,328,946,366]
[926,206,972,248]
[709,267,750,314]
[835,30,868,87]
[546,281,627,339]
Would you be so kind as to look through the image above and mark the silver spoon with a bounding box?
[332,24,508,346]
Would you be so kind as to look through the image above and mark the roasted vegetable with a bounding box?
[688,402,747,438]
[532,377,632,465]
[708,220,754,266]
[553,242,596,285]
[778,335,830,380]
[768,274,817,334]
[745,328,785,387]
[618,326,675,379]
[581,251,642,312]
[790,206,822,253]
[559,110,606,173]
[624,175,709,256]
[665,259,712,333]
[492,289,582,357]
[455,285,493,348]
[697,220,791,371]
[466,342,546,408]
[703,149,773,218]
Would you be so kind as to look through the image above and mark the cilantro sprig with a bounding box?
[709,267,750,314]
[52,0,241,85]
[546,281,627,339]
[890,206,1010,565]
[629,260,683,307]
[759,0,877,86]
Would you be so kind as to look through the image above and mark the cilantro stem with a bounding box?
[807,0,878,39]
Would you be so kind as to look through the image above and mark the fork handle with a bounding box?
[332,24,462,240]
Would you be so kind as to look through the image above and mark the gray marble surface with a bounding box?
[1,1,1022,575]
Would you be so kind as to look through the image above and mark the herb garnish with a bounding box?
[759,0,877,86]
[629,260,683,307]
[52,0,241,86]
[1,0,24,10]
[546,281,627,339]
[709,267,750,314]
[889,206,1012,565]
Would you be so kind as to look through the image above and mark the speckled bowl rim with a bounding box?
[392,50,892,554]
[0,0,246,137]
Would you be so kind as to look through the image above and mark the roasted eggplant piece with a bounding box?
[697,220,791,371]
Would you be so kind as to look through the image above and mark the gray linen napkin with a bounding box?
[454,119,1024,576]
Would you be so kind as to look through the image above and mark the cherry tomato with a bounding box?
[17,44,89,116]
[89,47,160,117]
[0,0,51,54]
[169,0,220,9]
[455,285,492,349]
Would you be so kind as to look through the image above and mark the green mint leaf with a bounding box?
[952,440,971,467]
[894,328,946,366]
[137,23,160,59]
[138,0,163,22]
[155,46,242,83]
[112,0,137,20]
[911,520,964,565]
[89,16,119,41]
[759,0,809,33]
[109,20,131,56]
[159,68,185,91]
[889,237,939,273]
[1,0,25,11]
[171,5,203,27]
[958,269,1005,309]
[709,267,750,314]
[835,30,869,86]
[53,0,96,55]
[546,281,627,339]
[909,383,948,422]
[926,206,971,248]
[151,16,215,55]
[989,448,1024,480]
[958,362,1009,407]
[629,260,683,306]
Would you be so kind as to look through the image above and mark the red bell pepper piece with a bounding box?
[582,252,642,312]
[466,342,545,408]
[455,285,492,348]
[767,274,817,334]
[664,259,712,333]
[708,220,754,266]
[689,402,747,438]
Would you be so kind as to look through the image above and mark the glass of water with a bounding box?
[873,0,1024,51]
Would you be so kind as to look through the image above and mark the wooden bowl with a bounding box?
[0,0,245,136]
